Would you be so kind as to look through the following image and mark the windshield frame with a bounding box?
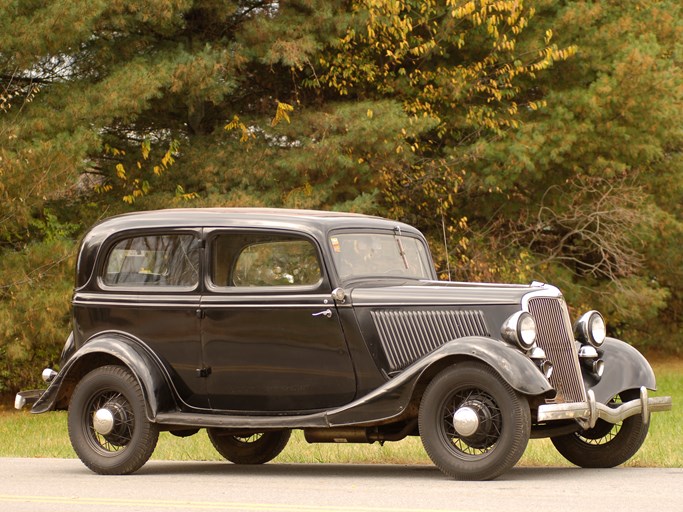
[328,229,435,283]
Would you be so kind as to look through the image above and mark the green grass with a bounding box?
[1,359,680,467]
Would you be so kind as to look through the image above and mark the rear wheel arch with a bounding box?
[52,352,124,410]
[37,335,177,420]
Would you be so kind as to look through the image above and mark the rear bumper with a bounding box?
[14,390,45,411]
[537,386,672,429]
[14,367,58,411]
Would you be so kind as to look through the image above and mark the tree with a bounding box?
[0,0,356,390]
[0,0,439,391]
[457,0,683,350]
[1,0,678,393]
[318,0,573,220]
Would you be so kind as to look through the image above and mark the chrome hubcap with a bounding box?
[93,408,115,435]
[453,406,480,437]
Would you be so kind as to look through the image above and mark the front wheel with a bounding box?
[551,390,649,468]
[68,365,159,475]
[419,362,531,480]
[207,429,291,464]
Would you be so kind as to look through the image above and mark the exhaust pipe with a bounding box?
[304,419,418,444]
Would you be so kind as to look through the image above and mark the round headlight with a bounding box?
[574,310,606,347]
[501,311,537,350]
[518,313,537,348]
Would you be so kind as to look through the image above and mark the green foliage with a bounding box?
[0,237,75,393]
[318,0,575,220]
[29,209,79,242]
[454,0,683,347]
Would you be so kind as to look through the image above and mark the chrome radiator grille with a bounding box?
[527,297,586,404]
[372,309,489,371]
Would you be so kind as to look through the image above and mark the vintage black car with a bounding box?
[16,208,671,480]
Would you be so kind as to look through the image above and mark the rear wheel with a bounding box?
[419,362,531,480]
[68,365,159,475]
[207,429,290,464]
[551,390,649,468]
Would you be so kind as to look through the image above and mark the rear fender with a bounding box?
[32,332,177,420]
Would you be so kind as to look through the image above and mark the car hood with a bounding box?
[348,280,556,307]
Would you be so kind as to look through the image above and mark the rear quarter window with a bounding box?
[102,234,199,288]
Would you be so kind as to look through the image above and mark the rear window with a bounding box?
[102,234,199,288]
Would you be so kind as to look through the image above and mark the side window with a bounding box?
[103,234,199,288]
[212,234,322,288]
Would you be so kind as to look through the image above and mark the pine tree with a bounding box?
[2,1,678,391]
[0,0,359,389]
[458,0,683,349]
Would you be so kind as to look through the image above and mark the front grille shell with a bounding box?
[526,296,586,404]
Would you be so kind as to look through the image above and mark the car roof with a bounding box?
[85,208,420,235]
[75,208,427,289]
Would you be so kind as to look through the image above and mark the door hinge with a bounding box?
[196,367,212,378]
[196,309,205,319]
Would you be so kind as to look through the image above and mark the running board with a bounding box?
[154,410,329,430]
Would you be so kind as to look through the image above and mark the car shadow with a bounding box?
[133,461,583,481]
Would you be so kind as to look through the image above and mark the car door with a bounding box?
[200,230,357,412]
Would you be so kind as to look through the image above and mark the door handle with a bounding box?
[312,309,333,319]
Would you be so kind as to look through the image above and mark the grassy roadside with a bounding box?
[1,360,680,467]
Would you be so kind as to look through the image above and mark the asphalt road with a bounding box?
[0,458,681,512]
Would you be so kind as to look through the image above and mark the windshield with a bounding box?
[329,232,433,281]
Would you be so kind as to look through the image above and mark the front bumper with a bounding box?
[537,386,672,429]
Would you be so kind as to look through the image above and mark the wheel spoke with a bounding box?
[69,365,159,475]
[208,429,290,464]
[419,363,531,480]
[551,390,649,468]
[578,422,621,445]
[85,390,135,453]
[576,395,624,445]
[441,387,503,457]
[234,433,264,445]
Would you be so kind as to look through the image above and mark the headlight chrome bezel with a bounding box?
[501,311,537,351]
[574,310,607,348]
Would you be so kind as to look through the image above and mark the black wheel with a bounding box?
[68,365,159,475]
[207,429,291,464]
[551,390,649,468]
[419,362,531,480]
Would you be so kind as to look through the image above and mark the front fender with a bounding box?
[588,337,657,403]
[434,337,555,397]
[32,333,177,420]
[327,336,552,426]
